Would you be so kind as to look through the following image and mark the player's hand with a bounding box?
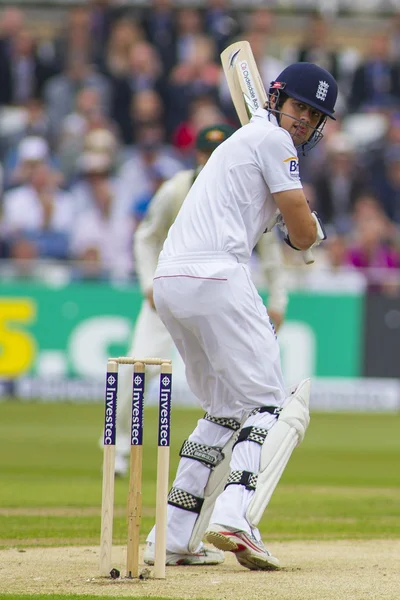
[268,309,284,333]
[146,289,156,310]
[277,211,327,251]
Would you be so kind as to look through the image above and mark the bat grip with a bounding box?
[303,249,314,265]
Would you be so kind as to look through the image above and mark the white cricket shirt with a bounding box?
[161,109,303,264]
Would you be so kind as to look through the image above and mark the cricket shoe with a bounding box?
[205,523,280,571]
[143,542,224,566]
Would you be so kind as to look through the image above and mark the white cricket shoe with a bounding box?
[205,523,280,571]
[143,542,224,566]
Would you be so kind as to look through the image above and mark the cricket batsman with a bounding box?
[113,123,289,477]
[143,63,338,569]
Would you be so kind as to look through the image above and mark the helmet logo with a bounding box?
[206,130,225,142]
[316,80,329,101]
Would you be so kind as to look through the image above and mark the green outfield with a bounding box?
[1,402,399,547]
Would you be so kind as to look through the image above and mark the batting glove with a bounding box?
[310,211,327,248]
[277,211,327,251]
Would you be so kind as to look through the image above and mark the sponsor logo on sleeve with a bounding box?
[283,156,300,179]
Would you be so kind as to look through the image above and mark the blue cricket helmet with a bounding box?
[270,62,338,120]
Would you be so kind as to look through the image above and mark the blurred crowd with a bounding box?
[1,0,400,294]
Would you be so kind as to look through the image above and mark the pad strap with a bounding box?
[168,487,204,514]
[179,440,224,468]
[233,426,269,449]
[225,470,258,491]
[203,412,241,431]
[249,405,282,418]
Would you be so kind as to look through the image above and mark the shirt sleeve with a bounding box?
[256,128,303,194]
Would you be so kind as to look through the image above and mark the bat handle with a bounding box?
[303,249,314,265]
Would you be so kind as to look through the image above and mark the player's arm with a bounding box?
[273,188,317,251]
[258,129,319,252]
[257,231,288,332]
[133,178,175,295]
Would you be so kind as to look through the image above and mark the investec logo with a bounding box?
[104,376,117,445]
[131,374,144,445]
[159,375,171,447]
[240,61,259,109]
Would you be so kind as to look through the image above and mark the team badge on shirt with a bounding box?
[283,156,300,180]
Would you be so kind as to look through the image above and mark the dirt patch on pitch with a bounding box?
[0,541,399,600]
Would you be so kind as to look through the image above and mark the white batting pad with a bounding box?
[246,378,311,527]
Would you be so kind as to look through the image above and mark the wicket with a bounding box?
[99,356,173,579]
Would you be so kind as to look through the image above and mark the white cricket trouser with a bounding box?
[147,252,286,552]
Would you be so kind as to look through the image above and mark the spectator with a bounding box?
[131,89,165,134]
[388,10,400,61]
[101,17,144,78]
[204,0,240,56]
[172,94,227,162]
[118,122,183,215]
[312,132,366,234]
[348,32,400,114]
[3,135,54,189]
[70,129,120,215]
[0,96,51,162]
[57,87,117,183]
[44,54,112,139]
[1,161,74,260]
[168,34,221,133]
[347,194,398,293]
[371,145,400,225]
[53,7,93,70]
[0,7,25,60]
[174,7,205,65]
[285,13,340,81]
[70,152,135,281]
[88,0,128,63]
[130,163,166,226]
[110,40,166,143]
[0,28,56,106]
[364,110,400,180]
[304,234,367,293]
[141,0,177,75]
[244,8,282,61]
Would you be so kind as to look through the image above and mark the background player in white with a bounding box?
[113,124,289,477]
[144,63,338,570]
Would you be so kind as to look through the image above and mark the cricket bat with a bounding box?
[220,40,314,265]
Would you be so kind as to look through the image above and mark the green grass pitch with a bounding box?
[1,401,399,549]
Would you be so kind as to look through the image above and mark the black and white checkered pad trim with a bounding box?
[180,440,224,468]
[168,487,204,514]
[203,413,241,431]
[249,405,281,418]
[225,470,258,491]
[234,426,268,448]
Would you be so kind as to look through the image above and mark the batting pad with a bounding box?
[246,378,311,527]
[188,430,239,553]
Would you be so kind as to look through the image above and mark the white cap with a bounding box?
[326,132,355,155]
[84,128,117,153]
[18,136,49,163]
[80,152,112,173]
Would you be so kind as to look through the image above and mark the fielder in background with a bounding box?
[143,63,338,570]
[113,123,289,477]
